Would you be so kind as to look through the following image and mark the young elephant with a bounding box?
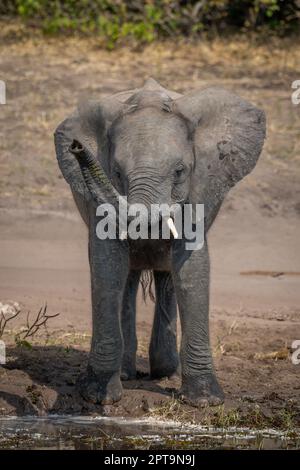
[54,78,266,407]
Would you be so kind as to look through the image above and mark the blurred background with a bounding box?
[1,0,299,43]
[0,1,299,423]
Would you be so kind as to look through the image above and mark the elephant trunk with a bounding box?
[127,172,166,225]
[69,140,179,239]
[69,139,125,209]
[128,177,179,238]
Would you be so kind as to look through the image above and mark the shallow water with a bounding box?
[0,416,299,450]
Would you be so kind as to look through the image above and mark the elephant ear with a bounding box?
[172,87,266,228]
[54,96,127,199]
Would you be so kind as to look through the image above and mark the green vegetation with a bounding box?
[0,1,299,47]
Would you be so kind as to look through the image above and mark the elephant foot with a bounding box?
[120,367,136,381]
[121,356,137,380]
[179,373,224,408]
[150,352,179,379]
[77,367,122,404]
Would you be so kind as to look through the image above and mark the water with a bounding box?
[0,415,299,450]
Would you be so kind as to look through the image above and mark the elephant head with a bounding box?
[54,78,266,232]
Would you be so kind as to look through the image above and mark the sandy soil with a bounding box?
[0,31,299,427]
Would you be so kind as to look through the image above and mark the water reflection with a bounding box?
[0,416,299,450]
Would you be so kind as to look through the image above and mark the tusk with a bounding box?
[120,230,127,240]
[167,217,178,239]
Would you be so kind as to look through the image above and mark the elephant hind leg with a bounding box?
[149,271,179,379]
[121,270,141,380]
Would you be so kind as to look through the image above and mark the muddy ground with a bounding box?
[0,25,299,428]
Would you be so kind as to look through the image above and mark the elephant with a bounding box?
[54,78,266,407]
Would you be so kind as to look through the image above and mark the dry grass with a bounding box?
[253,347,290,361]
[148,396,196,424]
[148,400,298,431]
[1,19,300,71]
[213,320,239,356]
[0,25,299,213]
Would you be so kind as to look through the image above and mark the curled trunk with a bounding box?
[69,139,126,210]
[69,139,179,240]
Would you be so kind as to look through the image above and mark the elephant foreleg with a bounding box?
[77,221,129,404]
[172,239,224,406]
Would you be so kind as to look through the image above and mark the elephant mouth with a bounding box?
[122,214,179,241]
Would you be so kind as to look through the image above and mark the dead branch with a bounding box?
[0,303,59,342]
[17,304,60,340]
[0,308,21,338]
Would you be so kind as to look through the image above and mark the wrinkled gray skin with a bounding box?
[54,78,266,407]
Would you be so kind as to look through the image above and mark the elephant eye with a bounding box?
[174,165,186,182]
[115,168,121,179]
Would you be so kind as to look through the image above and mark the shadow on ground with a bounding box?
[0,345,173,416]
